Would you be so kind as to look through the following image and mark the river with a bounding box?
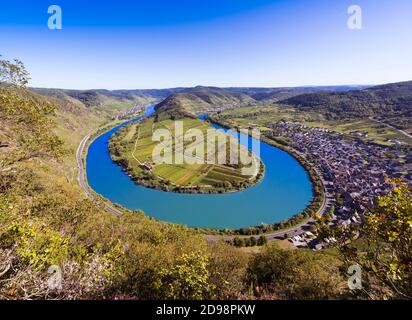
[86,105,313,229]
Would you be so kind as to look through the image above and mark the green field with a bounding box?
[212,105,412,146]
[303,119,412,146]
[109,117,262,192]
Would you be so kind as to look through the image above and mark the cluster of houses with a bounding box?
[139,162,154,171]
[288,232,318,248]
[271,121,411,249]
[114,103,145,120]
[205,104,240,113]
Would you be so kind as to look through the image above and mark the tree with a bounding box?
[156,252,213,300]
[318,179,412,299]
[243,238,251,247]
[233,237,244,247]
[0,55,30,86]
[257,236,268,246]
[246,243,344,299]
[207,241,248,299]
[249,236,257,247]
[0,56,64,166]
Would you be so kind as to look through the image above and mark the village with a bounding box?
[267,120,412,249]
[204,103,242,113]
[113,103,146,120]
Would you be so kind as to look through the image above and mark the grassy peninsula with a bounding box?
[109,116,264,193]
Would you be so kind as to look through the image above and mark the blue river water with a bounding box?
[86,105,313,229]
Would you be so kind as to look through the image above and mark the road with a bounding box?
[206,164,331,244]
[76,133,93,198]
[369,117,412,139]
[76,130,123,216]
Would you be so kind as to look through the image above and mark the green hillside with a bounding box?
[31,87,157,115]
[0,73,249,299]
[155,86,256,117]
[280,81,412,130]
[225,85,368,103]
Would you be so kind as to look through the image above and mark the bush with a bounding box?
[257,236,268,246]
[249,237,257,247]
[233,237,244,247]
[245,243,345,299]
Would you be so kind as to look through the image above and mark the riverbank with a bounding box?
[76,110,148,216]
[78,113,324,238]
[203,115,327,236]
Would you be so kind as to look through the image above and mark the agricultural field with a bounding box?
[302,119,412,146]
[212,105,323,128]
[212,105,412,146]
[109,117,262,193]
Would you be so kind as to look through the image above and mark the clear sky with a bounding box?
[1,0,411,89]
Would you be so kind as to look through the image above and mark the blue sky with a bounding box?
[1,0,411,89]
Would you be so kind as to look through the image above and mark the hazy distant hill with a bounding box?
[30,82,412,129]
[280,81,412,129]
[153,85,373,120]
[30,85,368,114]
[111,88,185,99]
[226,85,368,102]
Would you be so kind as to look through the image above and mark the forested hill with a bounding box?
[279,81,412,129]
[225,85,368,102]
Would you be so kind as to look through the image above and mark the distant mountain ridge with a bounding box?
[32,84,367,110]
[153,85,376,118]
[30,81,412,129]
[226,85,369,102]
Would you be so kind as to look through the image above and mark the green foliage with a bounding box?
[233,236,244,247]
[0,88,64,165]
[257,236,268,246]
[0,55,30,86]
[318,180,412,299]
[246,243,344,299]
[0,220,70,270]
[155,251,212,300]
[207,241,248,299]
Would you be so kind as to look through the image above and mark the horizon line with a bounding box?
[29,81,407,92]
